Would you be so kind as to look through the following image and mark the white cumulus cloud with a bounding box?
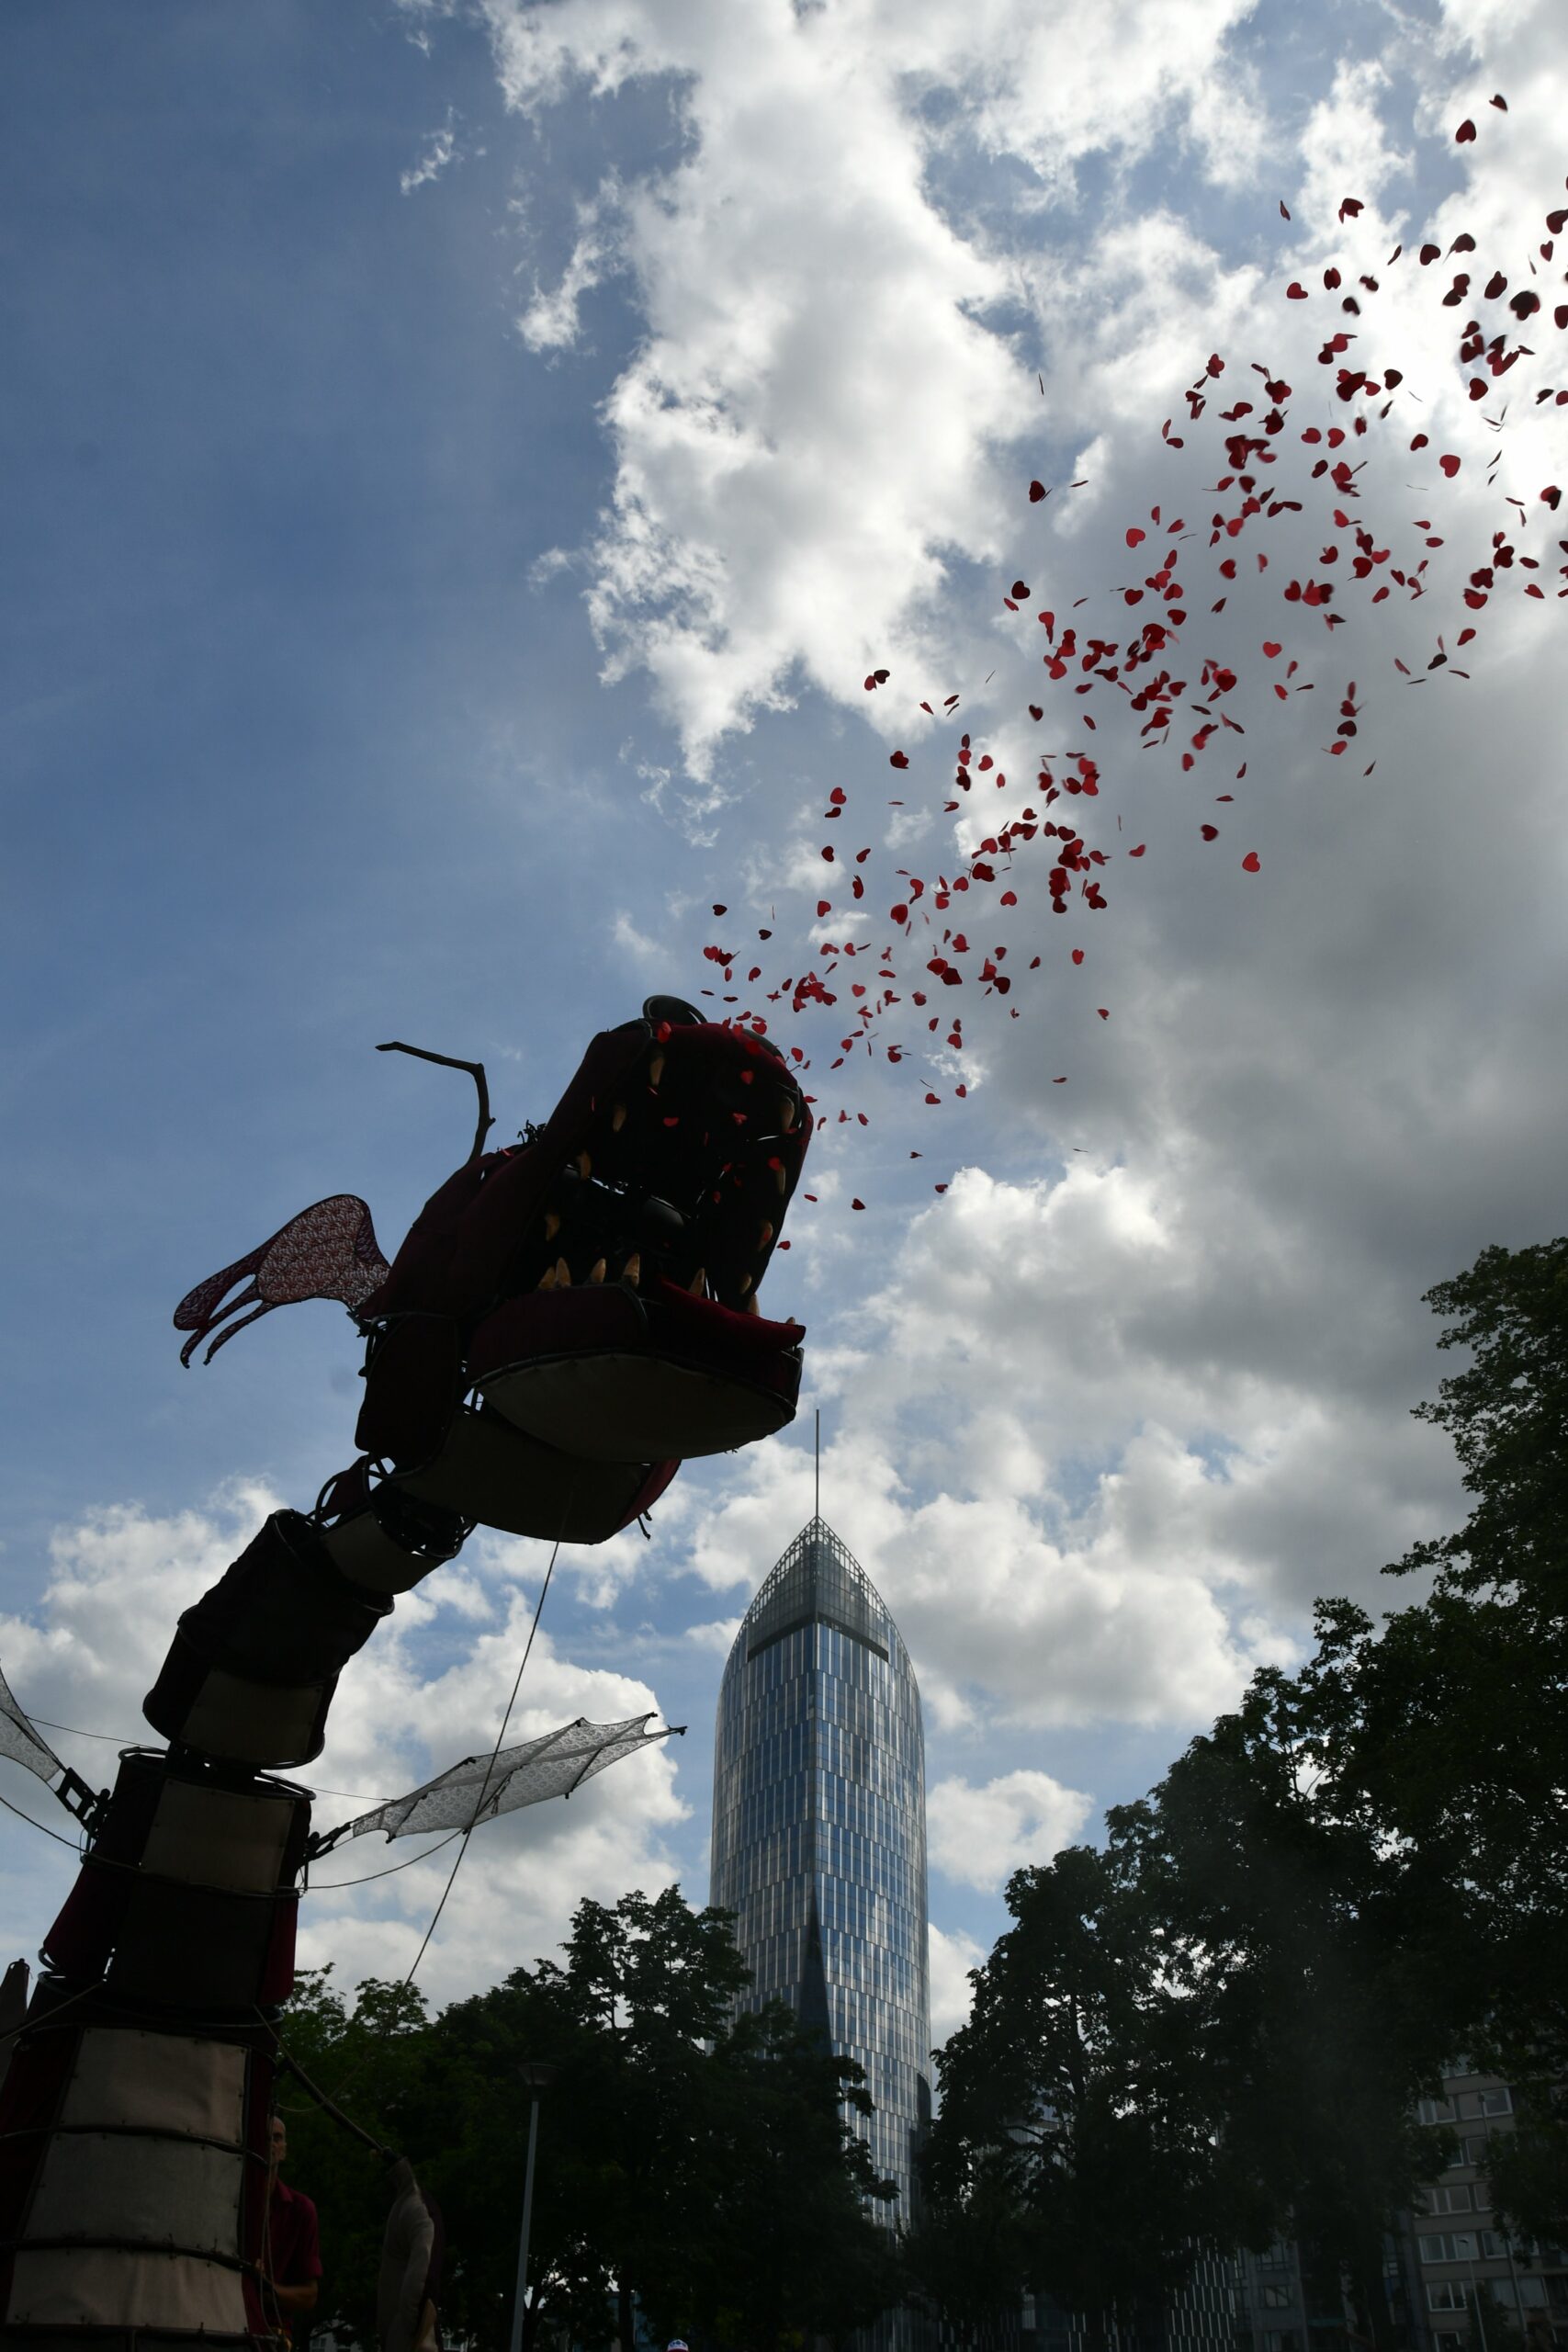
[928,1768,1093,1893]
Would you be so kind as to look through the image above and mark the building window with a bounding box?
[1424,2186,1475,2216]
[1263,2332,1302,2352]
[1419,2233,1478,2263]
[1458,2087,1515,2120]
[1420,2098,1458,2125]
[1260,2242,1292,2270]
[1428,2284,1470,2312]
[1262,2284,1292,2310]
[1433,2333,1467,2352]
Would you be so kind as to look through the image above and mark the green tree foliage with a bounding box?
[923,1238,1568,2345]
[276,1886,897,2351]
[1314,1237,1568,2234]
[1108,1673,1450,2348]
[925,1845,1247,2352]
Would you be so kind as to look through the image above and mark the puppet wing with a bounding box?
[312,1714,681,1853]
[0,1660,66,1791]
[175,1194,390,1366]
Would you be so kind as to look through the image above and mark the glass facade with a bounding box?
[710,1516,931,2225]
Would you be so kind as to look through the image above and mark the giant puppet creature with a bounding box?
[0,999,810,2346]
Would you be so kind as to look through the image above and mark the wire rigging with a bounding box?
[400,1532,564,1991]
[0,1784,83,1851]
[27,1714,387,1803]
[305,1826,465,1893]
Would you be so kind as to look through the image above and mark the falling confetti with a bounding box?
[687,96,1564,1204]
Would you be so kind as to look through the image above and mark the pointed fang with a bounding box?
[623,1252,641,1288]
[689,1267,706,1297]
[589,1258,606,1284]
[555,1258,572,1287]
[611,1103,627,1132]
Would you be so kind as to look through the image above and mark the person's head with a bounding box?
[269,2114,287,2171]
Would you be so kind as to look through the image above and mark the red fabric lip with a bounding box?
[468,1280,804,1389]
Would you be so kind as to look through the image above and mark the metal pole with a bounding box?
[510,2094,543,2352]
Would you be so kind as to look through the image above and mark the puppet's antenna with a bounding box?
[377,1041,495,1165]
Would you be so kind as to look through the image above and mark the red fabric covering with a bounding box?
[473,1283,803,1462]
[0,2010,78,2254]
[470,1281,803,1388]
[390,1414,679,1545]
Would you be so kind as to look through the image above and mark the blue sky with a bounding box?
[4,0,1565,2034]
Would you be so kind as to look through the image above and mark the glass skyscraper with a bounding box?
[709,1515,931,2224]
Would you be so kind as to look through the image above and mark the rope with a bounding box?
[400,1531,564,1991]
[0,1784,83,1851]
[0,1977,104,2048]
[28,1716,387,1803]
[254,2010,395,2160]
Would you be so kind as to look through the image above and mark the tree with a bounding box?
[924,1236,1568,2347]
[1111,1669,1453,2352]
[273,1971,434,2346]
[1312,1238,1568,2240]
[276,1886,901,2351]
[927,1844,1241,2352]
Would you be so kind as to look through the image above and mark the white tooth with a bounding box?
[778,1096,797,1132]
[577,1151,592,1179]
[589,1258,606,1284]
[537,1267,557,1291]
[544,1211,560,1241]
[623,1252,641,1288]
[689,1267,706,1297]
[745,1293,762,1315]
[611,1103,627,1132]
[649,1052,665,1089]
[738,1273,753,1298]
[757,1221,774,1249]
[775,1166,788,1195]
[556,1258,572,1288]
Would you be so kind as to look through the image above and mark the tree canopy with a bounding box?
[277,1885,898,2351]
[920,1235,1568,2346]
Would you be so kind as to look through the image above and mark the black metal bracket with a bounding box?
[54,1765,108,1839]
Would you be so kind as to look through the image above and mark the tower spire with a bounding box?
[815,1406,820,1523]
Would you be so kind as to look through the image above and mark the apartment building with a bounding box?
[1404,2064,1567,2352]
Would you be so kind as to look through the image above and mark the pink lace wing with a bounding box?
[175,1195,390,1366]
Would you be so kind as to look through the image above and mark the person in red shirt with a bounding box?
[261,2111,322,2345]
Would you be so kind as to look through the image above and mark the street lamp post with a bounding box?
[510,2061,561,2352]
